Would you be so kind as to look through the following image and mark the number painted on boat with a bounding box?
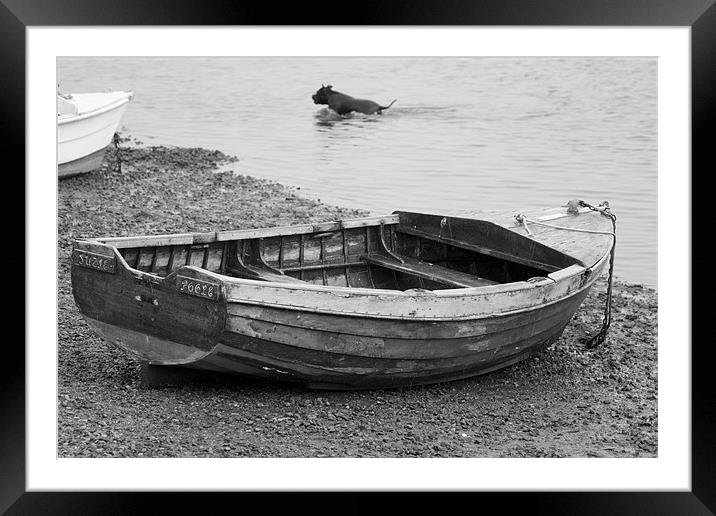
[178,276,220,301]
[72,249,116,273]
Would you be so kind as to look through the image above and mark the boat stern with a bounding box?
[70,240,228,365]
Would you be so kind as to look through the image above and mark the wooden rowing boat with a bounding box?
[57,90,133,178]
[70,202,616,389]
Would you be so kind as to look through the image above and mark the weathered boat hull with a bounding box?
[78,281,593,389]
[216,290,590,389]
[70,207,614,389]
[57,91,133,178]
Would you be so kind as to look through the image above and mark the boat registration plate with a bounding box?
[72,249,116,273]
[178,276,220,301]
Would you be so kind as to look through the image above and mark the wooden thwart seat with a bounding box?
[361,253,498,288]
[227,264,304,284]
[396,222,564,273]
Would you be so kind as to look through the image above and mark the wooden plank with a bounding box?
[340,215,399,229]
[224,296,580,360]
[98,233,196,248]
[204,243,224,273]
[214,314,572,388]
[362,253,499,288]
[226,265,305,284]
[225,288,582,340]
[136,248,154,271]
[281,260,370,273]
[397,224,564,273]
[149,247,159,273]
[216,334,486,375]
[214,215,399,242]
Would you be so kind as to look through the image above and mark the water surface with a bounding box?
[58,57,657,287]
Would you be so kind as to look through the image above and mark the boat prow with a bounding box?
[57,90,134,178]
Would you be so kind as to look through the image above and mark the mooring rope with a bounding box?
[112,132,123,174]
[513,216,616,237]
[515,200,617,348]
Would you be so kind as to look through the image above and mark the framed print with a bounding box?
[8,0,712,513]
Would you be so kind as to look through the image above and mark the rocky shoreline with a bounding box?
[57,141,657,458]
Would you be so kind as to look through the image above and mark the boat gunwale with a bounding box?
[216,252,611,322]
[77,209,612,302]
[222,267,603,322]
[57,91,133,125]
[93,214,401,248]
[78,239,609,321]
[76,240,592,300]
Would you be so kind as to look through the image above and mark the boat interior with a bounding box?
[101,213,581,291]
[57,95,79,117]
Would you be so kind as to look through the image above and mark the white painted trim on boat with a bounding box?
[57,93,133,125]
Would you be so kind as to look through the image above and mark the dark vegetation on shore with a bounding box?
[57,142,657,458]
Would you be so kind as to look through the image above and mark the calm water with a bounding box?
[57,57,657,287]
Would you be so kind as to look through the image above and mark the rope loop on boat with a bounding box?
[515,200,617,349]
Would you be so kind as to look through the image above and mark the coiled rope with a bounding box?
[515,200,617,348]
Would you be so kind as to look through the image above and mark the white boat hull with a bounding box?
[57,91,133,178]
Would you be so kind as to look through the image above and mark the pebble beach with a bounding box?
[57,141,658,458]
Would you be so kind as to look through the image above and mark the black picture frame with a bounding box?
[7,0,711,513]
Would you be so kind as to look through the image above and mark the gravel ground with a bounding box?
[57,141,657,458]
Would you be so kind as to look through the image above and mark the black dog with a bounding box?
[312,84,397,115]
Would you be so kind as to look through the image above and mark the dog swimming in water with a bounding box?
[312,84,397,115]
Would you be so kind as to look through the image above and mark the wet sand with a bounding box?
[57,141,657,458]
